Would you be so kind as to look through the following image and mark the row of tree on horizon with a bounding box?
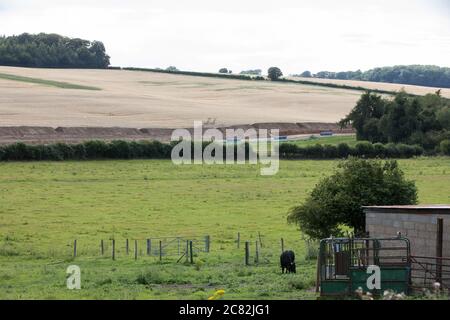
[1,33,449,89]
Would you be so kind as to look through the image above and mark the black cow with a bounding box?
[280,250,296,274]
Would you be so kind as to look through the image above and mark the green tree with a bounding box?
[268,67,283,81]
[218,68,228,74]
[0,33,110,68]
[287,158,418,239]
[339,92,386,141]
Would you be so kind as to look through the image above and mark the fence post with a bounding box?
[134,240,138,260]
[112,239,116,260]
[189,240,194,264]
[245,241,250,266]
[186,240,189,263]
[147,239,151,256]
[436,218,443,283]
[258,232,263,248]
[159,240,162,261]
[73,240,77,258]
[100,240,104,256]
[205,235,210,253]
[126,239,129,255]
[237,232,240,249]
[281,238,284,253]
[255,241,259,264]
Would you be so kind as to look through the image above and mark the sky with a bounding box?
[0,0,449,74]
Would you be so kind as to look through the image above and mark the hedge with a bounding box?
[0,140,430,162]
[279,142,425,159]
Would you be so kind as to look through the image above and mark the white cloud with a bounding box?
[0,0,449,73]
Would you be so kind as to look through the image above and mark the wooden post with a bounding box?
[315,251,321,293]
[189,240,194,264]
[73,240,77,258]
[100,240,104,256]
[147,239,151,256]
[112,239,115,260]
[436,218,444,283]
[245,241,250,266]
[186,240,189,263]
[255,241,259,264]
[126,239,129,255]
[134,240,138,260]
[258,232,263,248]
[205,235,210,253]
[281,238,284,253]
[159,240,162,261]
[237,232,240,249]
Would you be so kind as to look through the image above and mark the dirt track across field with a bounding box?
[0,123,354,145]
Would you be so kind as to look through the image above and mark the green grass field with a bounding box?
[286,135,357,147]
[0,72,101,90]
[0,158,449,299]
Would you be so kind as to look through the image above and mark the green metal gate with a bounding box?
[318,237,411,297]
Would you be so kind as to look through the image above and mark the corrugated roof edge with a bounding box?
[363,205,450,214]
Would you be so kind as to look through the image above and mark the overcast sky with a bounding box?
[0,0,449,74]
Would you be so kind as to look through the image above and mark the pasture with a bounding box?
[0,158,449,299]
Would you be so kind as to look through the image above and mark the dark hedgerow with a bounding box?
[0,139,434,162]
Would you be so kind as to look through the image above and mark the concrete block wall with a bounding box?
[366,212,449,257]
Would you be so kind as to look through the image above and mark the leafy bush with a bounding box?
[287,158,418,239]
[440,139,450,155]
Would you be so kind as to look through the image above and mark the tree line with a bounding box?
[340,91,450,153]
[0,33,110,68]
[296,65,450,89]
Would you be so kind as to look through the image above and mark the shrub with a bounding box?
[440,139,450,155]
[288,158,418,239]
[373,143,387,158]
[337,143,351,158]
[354,141,374,157]
[323,145,338,158]
[83,140,109,159]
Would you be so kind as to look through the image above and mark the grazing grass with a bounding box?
[0,72,101,90]
[0,158,449,299]
[287,135,358,147]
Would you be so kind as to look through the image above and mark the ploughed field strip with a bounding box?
[0,122,353,145]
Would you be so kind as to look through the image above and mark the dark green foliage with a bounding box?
[337,143,352,158]
[218,68,229,74]
[287,158,418,239]
[0,140,254,162]
[340,91,450,151]
[314,65,450,89]
[0,139,429,162]
[278,142,424,159]
[441,140,450,155]
[0,33,110,68]
[268,67,283,81]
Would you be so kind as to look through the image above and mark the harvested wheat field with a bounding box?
[288,76,450,98]
[0,66,365,128]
